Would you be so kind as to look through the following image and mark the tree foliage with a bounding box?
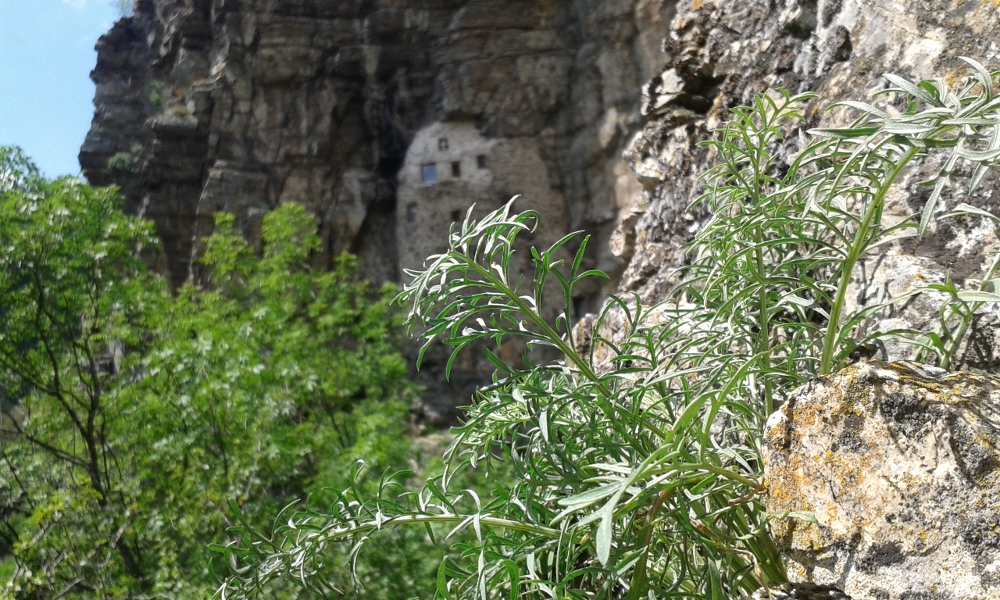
[0,148,419,598]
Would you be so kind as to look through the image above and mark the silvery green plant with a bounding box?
[215,59,1000,599]
[911,202,1000,369]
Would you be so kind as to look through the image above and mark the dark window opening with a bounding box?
[476,154,487,169]
[451,161,461,177]
[450,209,462,222]
[438,138,449,151]
[421,163,437,183]
[572,296,588,323]
[407,203,418,224]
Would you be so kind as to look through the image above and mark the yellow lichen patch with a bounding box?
[764,361,1000,596]
[945,69,967,90]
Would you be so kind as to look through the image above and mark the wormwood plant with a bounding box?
[216,60,1000,599]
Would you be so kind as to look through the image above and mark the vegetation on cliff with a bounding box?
[1,56,999,599]
[215,62,1000,599]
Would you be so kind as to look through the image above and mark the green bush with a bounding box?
[148,81,165,109]
[107,151,138,173]
[215,60,1000,599]
[0,150,419,598]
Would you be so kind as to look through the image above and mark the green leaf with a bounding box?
[809,126,881,138]
[956,290,1000,303]
[596,494,617,566]
[919,175,950,235]
[884,73,937,104]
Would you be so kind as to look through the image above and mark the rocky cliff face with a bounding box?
[84,0,1000,305]
[81,0,678,418]
[81,0,673,291]
[621,0,1000,313]
[82,1,1000,380]
[764,361,1000,599]
[616,2,1000,597]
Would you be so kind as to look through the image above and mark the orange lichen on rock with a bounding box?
[763,361,1000,599]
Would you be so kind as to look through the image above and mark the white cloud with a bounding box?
[62,0,88,9]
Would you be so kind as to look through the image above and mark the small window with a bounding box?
[451,161,461,177]
[476,154,487,169]
[407,203,418,224]
[450,209,462,221]
[421,163,437,183]
[438,138,449,151]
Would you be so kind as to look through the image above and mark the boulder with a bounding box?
[763,360,1000,600]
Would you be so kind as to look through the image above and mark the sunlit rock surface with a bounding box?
[763,361,1000,600]
[621,0,1000,304]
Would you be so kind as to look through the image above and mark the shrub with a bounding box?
[148,81,165,109]
[215,60,1000,599]
[0,153,419,598]
[107,151,138,173]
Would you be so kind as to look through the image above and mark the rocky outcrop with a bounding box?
[81,0,679,419]
[743,583,853,599]
[764,361,1000,599]
[621,0,1000,306]
[81,0,673,292]
[82,0,1000,412]
[614,5,1000,595]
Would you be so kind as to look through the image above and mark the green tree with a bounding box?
[0,148,420,598]
[0,148,163,596]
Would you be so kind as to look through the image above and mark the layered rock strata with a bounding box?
[83,0,1000,411]
[81,0,673,291]
[81,0,679,418]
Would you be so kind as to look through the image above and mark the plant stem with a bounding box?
[942,251,1000,369]
[312,512,568,544]
[819,145,919,374]
[755,245,774,416]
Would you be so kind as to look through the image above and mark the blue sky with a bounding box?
[0,0,121,178]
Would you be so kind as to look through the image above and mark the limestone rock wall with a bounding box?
[81,0,673,292]
[764,361,1000,599]
[83,0,1000,415]
[80,0,680,419]
[599,12,1000,546]
[621,0,1000,307]
[609,3,1000,597]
